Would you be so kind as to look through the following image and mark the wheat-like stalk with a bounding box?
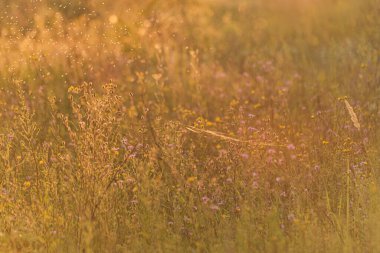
[344,99,361,131]
[186,126,245,142]
[186,126,285,147]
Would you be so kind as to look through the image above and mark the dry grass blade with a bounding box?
[344,99,361,131]
[186,126,246,142]
[185,126,285,147]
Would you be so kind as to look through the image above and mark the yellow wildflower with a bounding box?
[187,176,197,183]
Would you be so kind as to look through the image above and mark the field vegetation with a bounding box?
[0,0,379,252]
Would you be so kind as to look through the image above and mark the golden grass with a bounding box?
[0,0,379,252]
[344,99,361,131]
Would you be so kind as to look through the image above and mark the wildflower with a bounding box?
[121,137,128,146]
[154,43,162,51]
[256,75,264,83]
[24,181,31,188]
[187,176,197,183]
[109,15,118,24]
[229,99,239,107]
[253,103,261,109]
[210,204,220,211]
[183,216,191,223]
[287,144,296,150]
[202,196,210,204]
[322,140,329,145]
[222,214,229,219]
[128,106,138,118]
[218,149,227,156]
[136,72,145,83]
[125,178,135,184]
[7,133,14,140]
[68,86,80,94]
[287,213,295,221]
[39,160,44,165]
[68,86,75,93]
[1,187,9,196]
[240,153,249,159]
[152,73,162,81]
[215,71,227,79]
[206,121,214,126]
[112,147,120,155]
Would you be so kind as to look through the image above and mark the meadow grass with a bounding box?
[0,0,379,252]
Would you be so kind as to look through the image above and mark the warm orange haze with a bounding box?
[0,0,379,252]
